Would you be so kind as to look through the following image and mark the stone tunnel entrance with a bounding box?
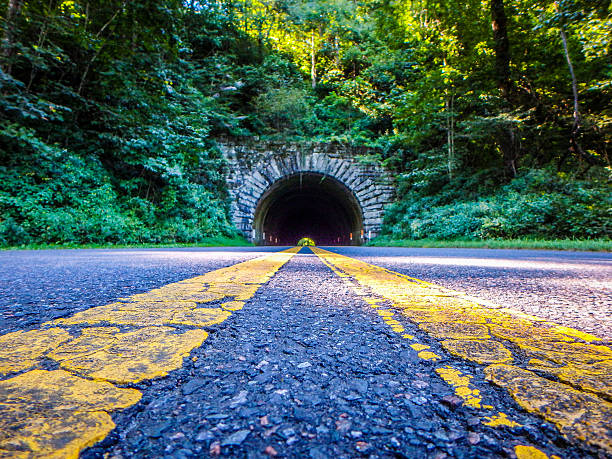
[253,173,364,246]
[220,140,395,245]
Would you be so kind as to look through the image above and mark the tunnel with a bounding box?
[252,173,364,246]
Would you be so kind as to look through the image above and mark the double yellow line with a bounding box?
[0,246,610,458]
[0,248,300,458]
[312,247,612,457]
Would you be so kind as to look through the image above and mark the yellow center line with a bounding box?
[435,366,483,408]
[0,247,301,458]
[514,445,560,459]
[311,247,612,454]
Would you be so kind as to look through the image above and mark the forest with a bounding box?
[0,0,610,246]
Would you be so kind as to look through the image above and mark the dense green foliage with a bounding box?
[0,0,240,245]
[384,168,610,240]
[1,0,610,245]
[368,237,612,252]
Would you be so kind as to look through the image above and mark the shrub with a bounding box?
[383,168,610,240]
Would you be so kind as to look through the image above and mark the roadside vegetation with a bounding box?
[1,0,609,248]
[369,237,612,252]
[0,236,252,251]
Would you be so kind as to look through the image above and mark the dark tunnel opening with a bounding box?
[253,173,364,246]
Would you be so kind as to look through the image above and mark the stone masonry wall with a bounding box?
[218,139,395,243]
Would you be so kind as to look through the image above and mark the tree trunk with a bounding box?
[560,27,580,133]
[491,0,511,98]
[500,128,518,177]
[77,3,125,96]
[491,0,519,176]
[26,23,49,90]
[2,0,24,74]
[445,93,455,179]
[310,30,316,89]
[243,0,249,33]
[27,0,56,91]
[334,35,340,67]
[559,26,603,166]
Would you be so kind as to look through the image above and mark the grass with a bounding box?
[0,235,254,251]
[4,235,610,252]
[367,237,612,252]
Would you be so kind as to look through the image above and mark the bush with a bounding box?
[383,168,611,240]
[0,128,237,247]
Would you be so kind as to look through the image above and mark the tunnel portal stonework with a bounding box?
[219,140,395,245]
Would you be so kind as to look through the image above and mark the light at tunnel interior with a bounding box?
[253,173,364,246]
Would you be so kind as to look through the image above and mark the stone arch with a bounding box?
[219,140,394,245]
[253,172,364,245]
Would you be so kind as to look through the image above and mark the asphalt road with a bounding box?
[335,247,612,339]
[0,247,278,334]
[1,246,609,337]
[0,246,610,458]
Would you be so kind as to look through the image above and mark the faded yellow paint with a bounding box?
[552,325,599,343]
[384,319,401,326]
[221,301,246,311]
[488,324,575,343]
[435,366,482,408]
[168,307,232,327]
[402,308,487,324]
[377,309,394,317]
[410,343,430,351]
[1,410,113,459]
[441,339,513,364]
[0,370,141,458]
[312,247,611,453]
[0,328,71,375]
[0,369,141,411]
[498,309,546,322]
[364,297,383,306]
[49,327,208,384]
[485,364,612,451]
[527,358,612,398]
[57,248,301,329]
[311,251,349,277]
[515,340,612,366]
[482,412,521,428]
[127,289,225,304]
[419,322,490,340]
[514,445,549,459]
[418,351,442,361]
[57,301,231,328]
[0,247,301,457]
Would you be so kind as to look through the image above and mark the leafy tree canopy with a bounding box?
[1,0,610,244]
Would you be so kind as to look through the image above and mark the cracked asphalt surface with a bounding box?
[0,246,610,458]
[0,247,276,334]
[337,247,612,339]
